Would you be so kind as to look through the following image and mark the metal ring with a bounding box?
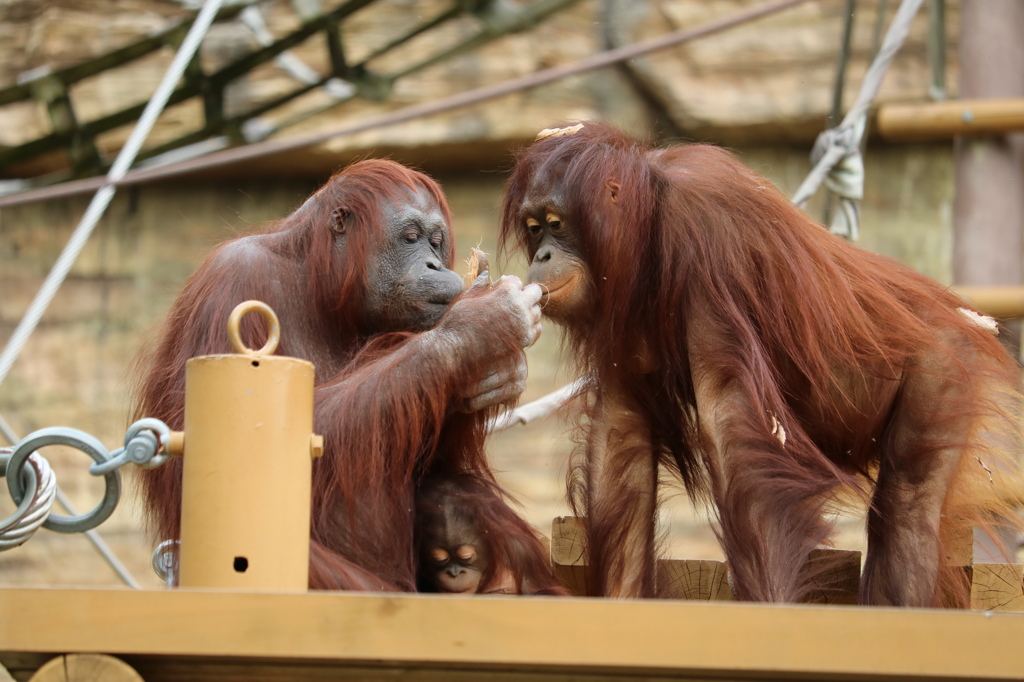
[6,427,121,534]
[152,539,180,586]
[125,418,170,447]
[226,300,280,356]
[124,418,171,469]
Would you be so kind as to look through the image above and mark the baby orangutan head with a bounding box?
[415,478,491,594]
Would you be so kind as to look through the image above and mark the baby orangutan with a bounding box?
[415,474,566,595]
[416,476,499,593]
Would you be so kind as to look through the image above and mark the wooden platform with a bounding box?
[2,587,1024,681]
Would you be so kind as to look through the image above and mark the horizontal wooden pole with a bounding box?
[953,286,1024,319]
[2,587,1024,681]
[876,98,1024,141]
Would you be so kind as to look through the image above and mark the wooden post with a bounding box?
[953,1,1024,357]
[799,548,862,605]
[952,2,1024,565]
[657,559,733,601]
[28,654,143,682]
[971,563,1024,611]
[550,516,589,596]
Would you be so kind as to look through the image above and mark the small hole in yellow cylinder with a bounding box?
[233,557,249,573]
[251,360,260,368]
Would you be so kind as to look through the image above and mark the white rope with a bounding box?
[0,453,56,551]
[0,0,226,388]
[791,0,926,238]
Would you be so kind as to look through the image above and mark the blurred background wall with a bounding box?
[0,0,976,587]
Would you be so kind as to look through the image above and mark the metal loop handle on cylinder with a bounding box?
[5,427,121,533]
[227,300,280,356]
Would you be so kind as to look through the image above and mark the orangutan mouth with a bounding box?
[539,274,578,304]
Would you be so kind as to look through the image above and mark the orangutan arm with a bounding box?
[316,277,541,461]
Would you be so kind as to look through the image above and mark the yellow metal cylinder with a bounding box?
[178,301,318,591]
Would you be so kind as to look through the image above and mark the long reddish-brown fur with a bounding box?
[134,159,563,593]
[501,122,1023,606]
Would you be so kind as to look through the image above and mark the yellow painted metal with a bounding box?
[177,300,318,591]
[877,98,1024,141]
[3,587,1024,681]
[165,430,185,456]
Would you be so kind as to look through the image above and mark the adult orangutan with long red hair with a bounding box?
[500,121,1023,607]
[135,159,564,594]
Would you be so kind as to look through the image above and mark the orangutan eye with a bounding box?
[455,545,477,563]
[403,231,419,244]
[429,232,444,248]
[525,217,542,236]
[430,547,450,565]
[546,212,562,230]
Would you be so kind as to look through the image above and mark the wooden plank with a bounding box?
[357,5,463,66]
[552,518,736,601]
[388,0,582,81]
[0,6,249,106]
[657,549,861,604]
[209,0,377,87]
[971,563,1024,612]
[551,520,857,604]
[877,98,1024,141]
[0,0,376,170]
[2,587,1024,681]
[118,656,711,682]
[0,87,196,168]
[324,23,349,79]
[28,76,101,173]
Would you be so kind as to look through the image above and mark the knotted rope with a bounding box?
[791,0,925,240]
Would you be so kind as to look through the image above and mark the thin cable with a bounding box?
[0,0,811,209]
[829,0,857,128]
[55,487,142,589]
[0,0,225,388]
